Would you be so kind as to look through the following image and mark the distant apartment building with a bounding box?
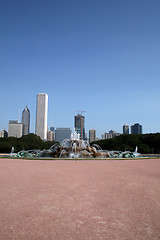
[35,93,48,140]
[55,128,71,144]
[22,106,30,135]
[102,130,121,139]
[74,114,85,140]
[131,123,142,134]
[123,124,129,134]
[0,129,8,138]
[8,120,22,138]
[47,128,55,141]
[89,129,96,143]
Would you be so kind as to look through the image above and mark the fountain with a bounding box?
[60,129,92,158]
[12,130,141,159]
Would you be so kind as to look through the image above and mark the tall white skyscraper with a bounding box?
[35,93,48,140]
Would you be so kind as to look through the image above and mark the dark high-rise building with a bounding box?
[22,106,30,135]
[131,123,142,134]
[123,124,129,134]
[74,114,85,140]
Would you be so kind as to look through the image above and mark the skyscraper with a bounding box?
[74,114,85,140]
[89,129,96,143]
[22,106,30,135]
[131,123,142,134]
[35,93,48,140]
[123,124,129,134]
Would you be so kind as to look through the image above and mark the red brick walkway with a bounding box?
[0,158,160,240]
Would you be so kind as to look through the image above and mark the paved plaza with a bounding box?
[0,158,160,240]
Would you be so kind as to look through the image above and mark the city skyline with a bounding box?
[2,93,146,140]
[0,91,158,138]
[1,1,160,136]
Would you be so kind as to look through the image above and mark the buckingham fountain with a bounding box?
[59,130,109,158]
[13,129,141,159]
[14,129,109,158]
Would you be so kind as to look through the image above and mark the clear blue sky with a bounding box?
[0,0,160,137]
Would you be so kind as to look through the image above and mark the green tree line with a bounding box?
[0,134,56,153]
[91,133,160,154]
[1,133,160,154]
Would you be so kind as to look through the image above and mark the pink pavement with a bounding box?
[0,158,160,240]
